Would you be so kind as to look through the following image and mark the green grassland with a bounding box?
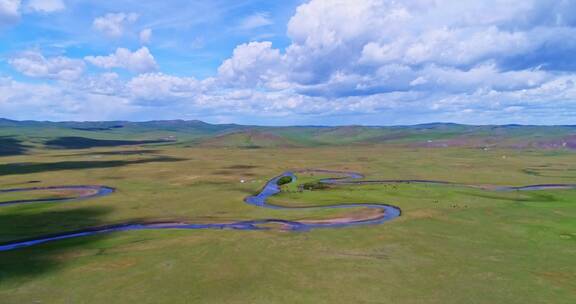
[0,121,575,303]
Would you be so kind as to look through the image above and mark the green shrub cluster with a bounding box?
[276,176,293,186]
[301,182,329,190]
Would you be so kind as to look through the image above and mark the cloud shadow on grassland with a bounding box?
[0,206,113,284]
[0,137,29,157]
[45,137,172,149]
[0,157,186,176]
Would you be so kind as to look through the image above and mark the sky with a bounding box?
[1,0,576,125]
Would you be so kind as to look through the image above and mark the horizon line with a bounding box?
[1,118,575,128]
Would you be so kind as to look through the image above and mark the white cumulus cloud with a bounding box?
[213,0,576,98]
[27,0,65,13]
[126,73,199,105]
[93,12,138,38]
[9,51,85,80]
[218,41,284,87]
[85,47,158,73]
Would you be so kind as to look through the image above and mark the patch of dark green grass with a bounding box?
[301,181,330,190]
[276,176,293,186]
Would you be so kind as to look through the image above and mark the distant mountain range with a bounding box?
[1,118,575,152]
[2,118,575,128]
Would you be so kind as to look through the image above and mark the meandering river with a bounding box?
[0,170,574,251]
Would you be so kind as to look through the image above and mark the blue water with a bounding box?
[0,185,115,206]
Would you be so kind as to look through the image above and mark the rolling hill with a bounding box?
[1,119,575,152]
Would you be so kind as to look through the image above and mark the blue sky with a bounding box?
[1,0,576,125]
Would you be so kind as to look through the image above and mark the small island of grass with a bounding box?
[276,176,293,186]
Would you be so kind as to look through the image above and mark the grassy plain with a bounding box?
[0,142,575,303]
